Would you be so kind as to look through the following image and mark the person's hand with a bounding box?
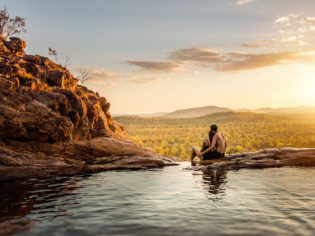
[198,152,203,157]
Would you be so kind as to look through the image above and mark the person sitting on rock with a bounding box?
[190,124,226,165]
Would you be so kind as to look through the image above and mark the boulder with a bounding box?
[55,88,87,119]
[3,37,26,56]
[42,70,66,87]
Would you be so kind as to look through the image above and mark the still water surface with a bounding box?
[1,162,315,236]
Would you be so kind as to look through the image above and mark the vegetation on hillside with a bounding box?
[115,111,315,160]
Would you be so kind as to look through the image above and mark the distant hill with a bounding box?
[114,105,315,119]
[112,112,168,117]
[162,106,232,118]
[253,106,315,114]
[193,111,288,123]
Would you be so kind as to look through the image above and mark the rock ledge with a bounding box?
[190,147,315,171]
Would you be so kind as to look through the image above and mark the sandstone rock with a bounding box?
[0,37,179,181]
[42,70,65,87]
[190,147,315,171]
[55,89,87,119]
[0,40,10,54]
[3,37,26,56]
[0,138,180,181]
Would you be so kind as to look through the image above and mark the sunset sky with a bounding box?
[2,0,315,114]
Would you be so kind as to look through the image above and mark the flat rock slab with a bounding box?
[0,137,180,181]
[188,147,315,171]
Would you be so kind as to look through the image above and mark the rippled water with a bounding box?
[1,162,315,236]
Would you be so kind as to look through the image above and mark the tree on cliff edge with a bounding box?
[78,70,91,85]
[48,47,58,63]
[0,7,26,39]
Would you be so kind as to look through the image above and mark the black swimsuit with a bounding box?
[202,144,225,160]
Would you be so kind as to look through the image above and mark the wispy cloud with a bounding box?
[235,0,255,5]
[217,50,315,72]
[126,60,181,73]
[168,47,228,66]
[242,14,315,50]
[168,46,315,72]
[74,67,168,86]
[302,17,315,23]
[75,67,127,80]
[275,14,298,25]
[242,39,278,48]
[275,14,315,35]
[242,37,308,48]
[129,77,169,84]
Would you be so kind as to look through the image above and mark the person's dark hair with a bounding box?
[208,131,214,144]
[210,124,218,132]
[208,124,217,144]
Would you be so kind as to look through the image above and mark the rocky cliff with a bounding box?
[0,37,179,181]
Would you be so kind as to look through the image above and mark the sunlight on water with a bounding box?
[0,163,314,236]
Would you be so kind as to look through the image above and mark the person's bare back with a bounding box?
[213,132,226,154]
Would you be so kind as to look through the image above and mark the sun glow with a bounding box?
[293,64,315,100]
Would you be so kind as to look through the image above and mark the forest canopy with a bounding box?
[116,111,315,160]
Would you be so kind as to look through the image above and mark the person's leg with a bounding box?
[191,146,203,161]
[190,146,197,160]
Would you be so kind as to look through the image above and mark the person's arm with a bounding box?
[200,135,217,156]
[200,138,206,152]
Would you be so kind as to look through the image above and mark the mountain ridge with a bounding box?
[114,105,315,118]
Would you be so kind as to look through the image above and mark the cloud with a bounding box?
[75,67,127,81]
[275,15,296,24]
[302,17,315,23]
[166,45,315,72]
[242,39,278,48]
[275,14,315,35]
[235,0,255,5]
[243,13,315,50]
[90,82,118,88]
[129,76,169,84]
[217,50,315,72]
[235,0,255,6]
[126,60,180,73]
[242,38,308,48]
[74,67,168,86]
[168,47,228,66]
[166,45,312,71]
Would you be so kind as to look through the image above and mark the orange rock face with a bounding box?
[0,37,180,181]
[0,37,124,141]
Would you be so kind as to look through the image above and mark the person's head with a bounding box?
[208,124,218,143]
[210,124,218,134]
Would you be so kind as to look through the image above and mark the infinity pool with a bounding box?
[1,162,314,235]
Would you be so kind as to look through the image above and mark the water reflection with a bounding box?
[200,169,228,199]
[0,176,85,235]
[1,164,314,236]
